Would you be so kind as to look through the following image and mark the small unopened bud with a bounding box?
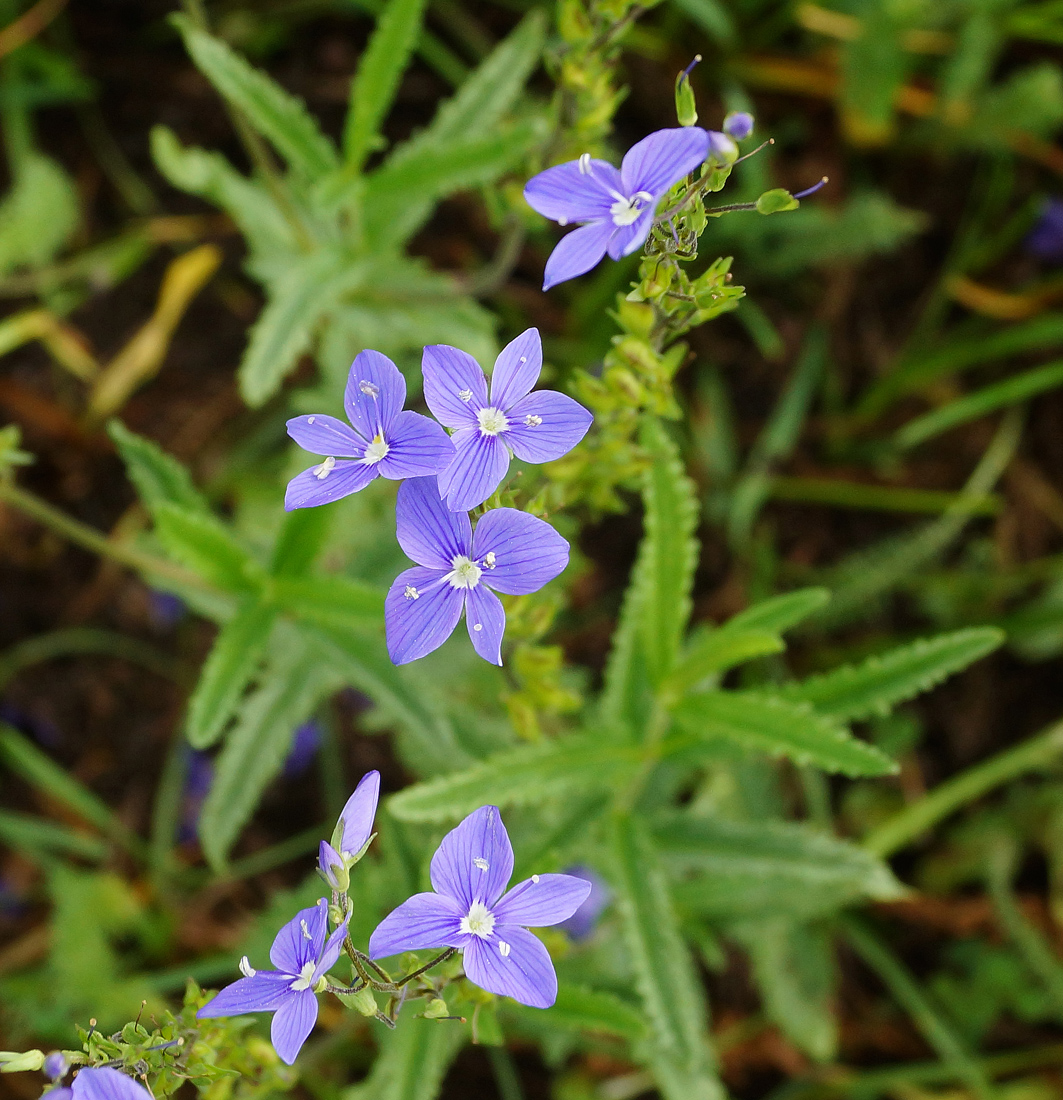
[705,131,738,166]
[723,111,754,141]
[0,1051,45,1073]
[339,986,380,1017]
[423,998,450,1019]
[674,55,700,127]
[43,1054,68,1081]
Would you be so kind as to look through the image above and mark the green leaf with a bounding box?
[0,154,78,276]
[344,0,428,170]
[779,627,1004,722]
[172,16,337,177]
[672,691,897,776]
[185,600,278,750]
[108,420,210,520]
[0,810,107,863]
[269,506,333,577]
[663,628,784,701]
[388,737,643,822]
[756,188,798,214]
[599,561,650,732]
[611,813,724,1100]
[656,814,903,920]
[272,575,384,629]
[723,587,830,634]
[154,503,262,593]
[520,986,646,1040]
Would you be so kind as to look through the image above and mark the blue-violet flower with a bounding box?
[723,111,754,141]
[48,1068,151,1100]
[318,770,380,891]
[1027,198,1063,263]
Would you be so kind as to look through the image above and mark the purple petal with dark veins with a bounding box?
[437,430,510,512]
[472,508,570,596]
[196,971,294,1017]
[396,476,472,569]
[270,900,327,974]
[367,891,465,958]
[313,908,352,982]
[462,926,558,1009]
[422,345,488,430]
[286,413,365,457]
[376,411,455,479]
[493,873,592,927]
[504,391,592,465]
[465,584,506,665]
[72,1068,152,1100]
[284,459,377,510]
[490,328,542,411]
[385,566,464,665]
[542,220,614,290]
[620,126,709,198]
[522,159,622,224]
[271,988,318,1065]
[343,349,405,440]
[336,770,380,857]
[606,215,653,260]
[429,805,513,910]
[318,840,343,889]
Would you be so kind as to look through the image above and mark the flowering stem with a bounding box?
[351,946,392,984]
[393,947,456,988]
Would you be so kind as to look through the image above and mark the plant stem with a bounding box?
[394,947,456,988]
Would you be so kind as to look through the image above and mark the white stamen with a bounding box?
[404,585,419,600]
[239,956,256,978]
[289,960,317,992]
[459,900,495,939]
[523,414,542,427]
[473,857,489,871]
[300,919,313,942]
[359,380,379,397]
[308,416,316,424]
[498,940,511,958]
[483,552,496,569]
[477,406,509,436]
[446,555,482,590]
[363,433,390,464]
[532,874,540,883]
[474,623,483,631]
[458,388,473,402]
[314,456,336,480]
[558,217,568,226]
[578,153,591,175]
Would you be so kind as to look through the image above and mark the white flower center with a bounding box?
[363,434,389,464]
[610,191,655,227]
[314,456,336,480]
[459,900,495,939]
[289,960,317,992]
[477,406,509,436]
[447,555,482,590]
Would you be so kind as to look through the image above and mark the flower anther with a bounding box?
[239,956,256,977]
[404,585,419,600]
[498,940,511,957]
[359,380,379,397]
[314,456,336,480]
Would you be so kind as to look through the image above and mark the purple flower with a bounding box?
[179,749,213,844]
[1026,198,1063,263]
[523,128,709,289]
[318,770,380,891]
[368,806,591,1008]
[422,328,592,511]
[557,864,611,941]
[384,477,570,666]
[197,899,350,1064]
[284,720,322,778]
[723,112,754,141]
[49,1068,151,1100]
[284,350,454,510]
[705,130,738,164]
[43,1054,68,1082]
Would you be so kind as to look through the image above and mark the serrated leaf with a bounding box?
[185,600,277,749]
[523,986,646,1040]
[0,154,79,276]
[611,813,724,1100]
[154,503,262,593]
[173,16,337,178]
[108,420,210,521]
[599,547,652,734]
[779,627,1004,722]
[724,587,830,633]
[663,628,784,701]
[672,691,897,776]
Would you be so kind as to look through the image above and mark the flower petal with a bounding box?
[343,349,406,439]
[619,126,709,198]
[284,459,378,511]
[462,926,558,1009]
[396,476,472,569]
[385,566,464,665]
[313,908,352,982]
[270,988,318,1065]
[270,900,328,973]
[336,771,380,857]
[72,1068,152,1100]
[542,221,613,291]
[504,391,592,465]
[318,840,344,889]
[523,159,622,223]
[422,345,488,430]
[368,891,465,959]
[429,805,513,910]
[493,873,593,927]
[196,971,294,1017]
[472,508,570,595]
[286,413,365,456]
[490,328,542,411]
[437,430,510,512]
[465,584,505,665]
[606,215,653,260]
[377,411,455,479]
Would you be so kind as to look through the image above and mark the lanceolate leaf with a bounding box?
[518,986,646,1040]
[153,503,262,593]
[723,587,830,634]
[108,420,211,520]
[272,575,384,629]
[672,691,897,776]
[269,507,333,578]
[779,627,1004,722]
[663,627,784,701]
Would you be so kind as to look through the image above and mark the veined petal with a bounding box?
[271,900,328,973]
[437,430,509,512]
[493,873,593,927]
[462,926,558,1009]
[385,566,464,665]
[542,221,613,290]
[396,476,472,569]
[270,988,318,1065]
[313,908,352,982]
[465,584,505,665]
[422,345,488,430]
[368,891,464,959]
[523,159,622,223]
[336,771,380,857]
[504,391,592,465]
[318,840,344,889]
[430,805,513,910]
[344,349,406,439]
[284,459,378,511]
[286,413,365,456]
[196,971,294,1017]
[490,328,542,410]
[606,214,653,260]
[620,126,709,197]
[72,1068,152,1100]
[472,508,570,596]
[377,411,455,479]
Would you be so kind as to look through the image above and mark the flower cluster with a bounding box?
[197,774,591,1063]
[285,330,591,665]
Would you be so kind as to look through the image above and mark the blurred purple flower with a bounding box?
[558,864,611,941]
[50,1068,151,1100]
[384,477,569,665]
[723,112,754,141]
[43,1054,68,1081]
[179,749,213,844]
[283,720,322,778]
[197,899,350,1064]
[1026,198,1063,263]
[523,128,710,289]
[285,350,454,510]
[422,328,592,511]
[0,702,61,748]
[319,770,380,890]
[0,876,26,919]
[148,591,186,630]
[368,806,590,1008]
[705,131,738,164]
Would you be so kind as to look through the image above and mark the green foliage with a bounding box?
[0,153,79,276]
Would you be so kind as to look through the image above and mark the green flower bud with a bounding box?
[423,998,450,1019]
[755,188,799,215]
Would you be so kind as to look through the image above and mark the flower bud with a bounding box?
[43,1054,68,1081]
[723,111,754,140]
[338,986,380,1017]
[674,57,700,127]
[705,131,738,166]
[755,188,799,215]
[423,998,450,1019]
